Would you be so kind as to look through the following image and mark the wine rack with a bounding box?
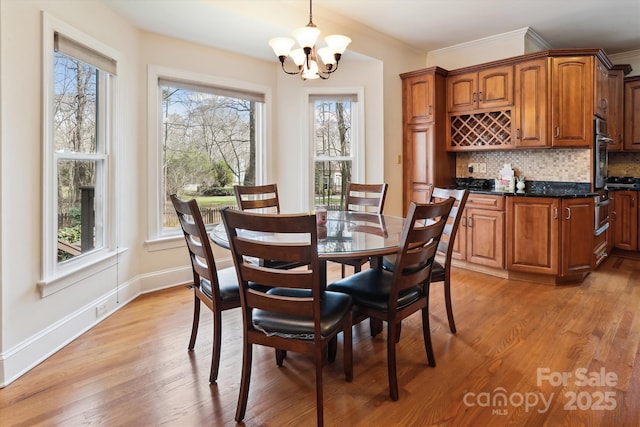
[449,110,513,150]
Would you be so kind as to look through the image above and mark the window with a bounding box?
[151,72,266,238]
[311,94,360,210]
[41,14,119,292]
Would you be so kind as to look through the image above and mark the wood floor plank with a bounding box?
[1,258,640,426]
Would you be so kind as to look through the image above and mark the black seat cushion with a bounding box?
[252,288,352,339]
[430,260,445,282]
[384,255,445,283]
[327,268,422,312]
[200,267,269,302]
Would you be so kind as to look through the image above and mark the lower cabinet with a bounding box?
[506,197,594,280]
[452,194,505,269]
[611,190,638,251]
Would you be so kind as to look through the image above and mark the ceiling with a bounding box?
[101,0,640,62]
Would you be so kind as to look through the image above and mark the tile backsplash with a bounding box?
[456,150,640,183]
[456,149,592,182]
[608,151,640,177]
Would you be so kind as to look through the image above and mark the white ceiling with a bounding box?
[101,0,640,62]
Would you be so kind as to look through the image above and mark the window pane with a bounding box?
[314,160,351,210]
[161,83,261,229]
[314,100,352,157]
[54,52,97,153]
[57,159,104,262]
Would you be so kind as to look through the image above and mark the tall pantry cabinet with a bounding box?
[400,67,456,215]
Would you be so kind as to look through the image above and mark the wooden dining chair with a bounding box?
[221,207,353,426]
[328,198,454,401]
[383,187,469,334]
[331,182,388,277]
[234,183,280,213]
[170,194,242,383]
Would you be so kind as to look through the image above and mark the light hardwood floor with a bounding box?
[1,256,639,426]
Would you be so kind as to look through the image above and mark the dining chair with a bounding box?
[221,208,353,427]
[170,194,243,383]
[383,187,469,334]
[234,183,307,270]
[328,198,454,401]
[233,183,280,213]
[330,182,388,278]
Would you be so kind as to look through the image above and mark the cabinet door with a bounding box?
[624,78,640,151]
[477,65,514,110]
[551,56,594,147]
[614,191,638,250]
[561,198,594,276]
[447,72,477,112]
[466,208,504,268]
[514,59,548,147]
[607,68,625,151]
[403,73,434,124]
[403,124,435,213]
[594,58,609,120]
[507,197,560,274]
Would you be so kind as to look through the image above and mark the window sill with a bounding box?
[37,247,128,297]
[144,235,186,252]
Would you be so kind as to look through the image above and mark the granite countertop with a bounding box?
[460,180,598,198]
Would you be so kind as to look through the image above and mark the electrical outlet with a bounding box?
[95,302,108,318]
[478,163,487,173]
[468,163,476,174]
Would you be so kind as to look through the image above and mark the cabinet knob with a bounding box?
[554,207,558,219]
[565,207,571,220]
[555,127,560,137]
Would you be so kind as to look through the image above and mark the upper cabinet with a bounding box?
[624,76,640,151]
[550,56,594,147]
[403,72,435,124]
[447,65,513,113]
[606,65,631,151]
[513,58,548,148]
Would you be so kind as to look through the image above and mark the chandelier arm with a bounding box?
[278,56,303,75]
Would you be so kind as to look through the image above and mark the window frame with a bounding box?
[39,13,121,297]
[305,87,365,210]
[146,65,272,249]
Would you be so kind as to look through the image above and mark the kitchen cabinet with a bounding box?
[400,67,455,214]
[551,56,594,147]
[452,194,505,268]
[507,197,594,279]
[594,57,609,120]
[612,190,638,251]
[446,65,513,113]
[513,58,548,147]
[606,65,630,151]
[624,76,640,151]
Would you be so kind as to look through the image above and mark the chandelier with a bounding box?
[268,0,351,80]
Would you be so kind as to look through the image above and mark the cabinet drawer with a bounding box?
[467,194,505,211]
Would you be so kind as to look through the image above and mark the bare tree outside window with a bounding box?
[313,98,354,210]
[161,83,261,229]
[54,52,104,262]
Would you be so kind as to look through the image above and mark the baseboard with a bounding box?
[0,266,192,388]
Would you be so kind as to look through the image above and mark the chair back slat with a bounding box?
[345,183,388,213]
[234,184,280,213]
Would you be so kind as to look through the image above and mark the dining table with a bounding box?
[209,209,406,287]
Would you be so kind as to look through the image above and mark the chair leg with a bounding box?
[188,294,200,350]
[276,349,286,366]
[235,342,253,422]
[315,350,325,427]
[328,337,337,363]
[421,307,436,367]
[343,313,353,382]
[209,310,222,383]
[341,263,346,278]
[444,277,457,334]
[387,321,399,401]
[370,318,383,337]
